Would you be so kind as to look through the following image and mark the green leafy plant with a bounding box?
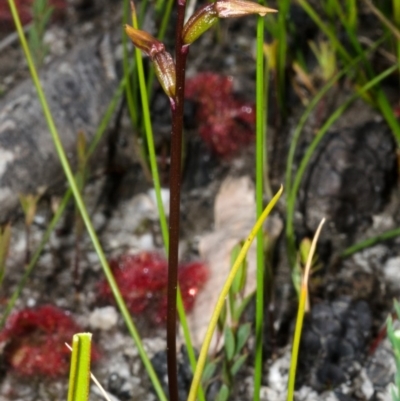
[205,243,254,400]
[188,187,283,401]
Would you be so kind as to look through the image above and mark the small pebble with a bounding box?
[89,306,118,331]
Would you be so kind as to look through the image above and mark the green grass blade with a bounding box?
[254,9,266,401]
[276,0,290,116]
[341,226,400,258]
[68,333,92,401]
[131,8,169,253]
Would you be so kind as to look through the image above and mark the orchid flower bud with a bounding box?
[182,4,218,45]
[215,0,277,18]
[153,51,176,98]
[182,0,276,46]
[125,25,165,57]
[125,24,176,98]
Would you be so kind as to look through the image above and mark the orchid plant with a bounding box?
[124,1,276,400]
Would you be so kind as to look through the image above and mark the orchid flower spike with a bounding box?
[125,25,176,98]
[183,0,276,45]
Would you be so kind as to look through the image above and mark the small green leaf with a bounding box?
[231,245,246,295]
[202,360,218,383]
[215,384,229,401]
[233,291,254,322]
[236,323,251,355]
[230,244,241,270]
[238,256,248,294]
[224,327,235,361]
[218,301,227,333]
[230,353,248,376]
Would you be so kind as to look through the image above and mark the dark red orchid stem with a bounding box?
[167,1,188,400]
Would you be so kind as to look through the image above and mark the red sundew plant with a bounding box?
[98,252,209,324]
[185,72,256,157]
[0,305,99,377]
[0,0,66,30]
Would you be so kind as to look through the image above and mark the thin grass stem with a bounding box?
[286,219,325,401]
[131,6,169,252]
[341,227,400,258]
[253,10,265,401]
[276,0,290,118]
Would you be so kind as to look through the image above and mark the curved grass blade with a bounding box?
[286,219,325,401]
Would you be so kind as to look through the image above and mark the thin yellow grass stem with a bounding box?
[286,218,325,401]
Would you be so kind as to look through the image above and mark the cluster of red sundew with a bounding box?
[0,305,99,377]
[98,252,209,324]
[185,72,256,158]
[0,0,66,31]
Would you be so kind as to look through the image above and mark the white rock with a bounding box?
[148,188,170,217]
[89,306,118,331]
[383,256,400,290]
[359,369,374,399]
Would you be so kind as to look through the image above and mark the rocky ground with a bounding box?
[0,0,400,400]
